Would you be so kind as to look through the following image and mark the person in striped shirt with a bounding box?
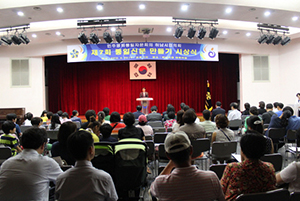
[150,132,225,201]
[0,121,22,156]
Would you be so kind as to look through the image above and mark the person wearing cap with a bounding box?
[150,132,225,201]
[136,115,153,136]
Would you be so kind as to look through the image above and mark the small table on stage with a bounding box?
[136,97,153,115]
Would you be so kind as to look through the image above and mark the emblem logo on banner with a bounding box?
[130,61,156,80]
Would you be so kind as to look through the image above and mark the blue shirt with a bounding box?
[275,111,283,117]
[286,116,300,131]
[15,123,21,135]
[133,111,144,119]
[70,116,82,124]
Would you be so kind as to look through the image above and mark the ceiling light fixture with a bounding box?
[57,7,63,13]
[19,30,30,44]
[246,32,251,37]
[222,30,228,35]
[257,23,290,46]
[197,26,206,40]
[292,16,298,21]
[78,31,89,44]
[89,30,100,44]
[186,25,196,39]
[1,35,12,46]
[97,3,103,10]
[209,26,219,40]
[174,25,184,39]
[139,4,146,9]
[111,27,116,32]
[115,28,123,43]
[103,29,113,43]
[166,27,172,32]
[17,11,24,16]
[11,31,22,45]
[266,34,275,44]
[32,34,37,38]
[181,4,189,11]
[272,35,282,45]
[264,11,271,17]
[56,31,61,36]
[258,31,268,44]
[225,8,232,14]
[281,36,291,46]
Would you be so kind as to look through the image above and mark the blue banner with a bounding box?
[67,42,218,63]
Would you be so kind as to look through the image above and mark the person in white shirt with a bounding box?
[198,109,217,133]
[276,161,300,192]
[23,112,33,126]
[136,115,153,136]
[227,102,241,121]
[0,127,63,201]
[55,130,118,201]
[294,93,300,117]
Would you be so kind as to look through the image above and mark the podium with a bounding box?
[136,97,153,115]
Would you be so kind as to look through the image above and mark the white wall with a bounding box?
[0,57,45,116]
[0,35,296,113]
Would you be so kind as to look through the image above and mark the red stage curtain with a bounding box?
[46,53,238,115]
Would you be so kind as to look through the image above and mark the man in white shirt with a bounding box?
[227,102,241,121]
[55,130,118,201]
[0,127,63,201]
[276,161,300,192]
[199,109,217,133]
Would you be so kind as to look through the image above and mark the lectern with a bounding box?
[136,97,153,115]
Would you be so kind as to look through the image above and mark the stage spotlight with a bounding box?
[281,36,291,46]
[1,36,12,45]
[174,26,183,39]
[115,29,123,43]
[103,30,113,43]
[197,26,206,40]
[78,32,89,44]
[19,33,30,44]
[186,26,196,39]
[266,34,275,44]
[272,35,282,45]
[258,34,268,44]
[89,32,100,44]
[209,27,219,39]
[11,34,22,45]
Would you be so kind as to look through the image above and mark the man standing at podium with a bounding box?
[140,87,148,98]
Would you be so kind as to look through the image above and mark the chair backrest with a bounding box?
[241,115,249,124]
[290,192,300,201]
[148,121,163,127]
[286,130,297,140]
[46,130,59,140]
[158,144,168,161]
[20,125,32,132]
[263,124,270,129]
[92,142,115,177]
[0,146,12,164]
[191,138,210,158]
[111,134,118,140]
[212,141,237,159]
[235,188,290,201]
[73,121,81,128]
[228,119,243,128]
[145,140,154,156]
[154,133,168,144]
[260,153,283,172]
[145,135,153,140]
[209,164,227,179]
[205,132,213,143]
[268,128,286,139]
[153,127,171,132]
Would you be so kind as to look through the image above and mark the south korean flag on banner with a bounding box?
[129,61,156,80]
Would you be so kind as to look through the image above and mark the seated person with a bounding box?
[220,132,276,200]
[40,110,48,122]
[81,110,96,129]
[172,110,184,133]
[51,121,77,165]
[110,111,126,134]
[55,130,118,201]
[243,106,260,132]
[242,102,250,115]
[258,101,266,115]
[86,116,100,143]
[100,124,117,142]
[179,109,205,140]
[6,113,21,137]
[98,111,109,124]
[164,111,176,130]
[118,112,145,140]
[162,104,176,121]
[147,106,162,121]
[48,114,61,131]
[31,117,44,128]
[275,102,284,116]
[70,110,82,125]
[61,112,71,124]
[247,116,274,154]
[276,161,300,192]
[103,107,111,121]
[136,115,153,136]
[227,102,241,121]
[211,114,234,144]
[133,105,144,119]
[0,121,22,156]
[150,132,225,201]
[261,103,275,124]
[199,109,217,133]
[23,112,33,126]
[46,112,53,125]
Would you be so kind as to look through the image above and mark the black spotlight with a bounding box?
[115,30,123,43]
[89,32,100,44]
[11,34,22,45]
[197,27,206,40]
[266,34,275,44]
[281,36,291,46]
[78,32,89,44]
[187,26,196,39]
[1,36,12,45]
[174,26,183,39]
[19,33,30,44]
[272,36,282,45]
[103,31,113,43]
[209,27,219,39]
[258,34,268,44]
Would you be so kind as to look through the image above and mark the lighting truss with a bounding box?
[0,24,30,46]
[257,23,290,46]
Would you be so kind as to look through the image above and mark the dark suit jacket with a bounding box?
[133,111,144,119]
[147,112,162,121]
[211,107,226,122]
[139,92,149,98]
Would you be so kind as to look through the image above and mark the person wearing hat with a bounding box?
[150,132,225,201]
[135,115,153,136]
